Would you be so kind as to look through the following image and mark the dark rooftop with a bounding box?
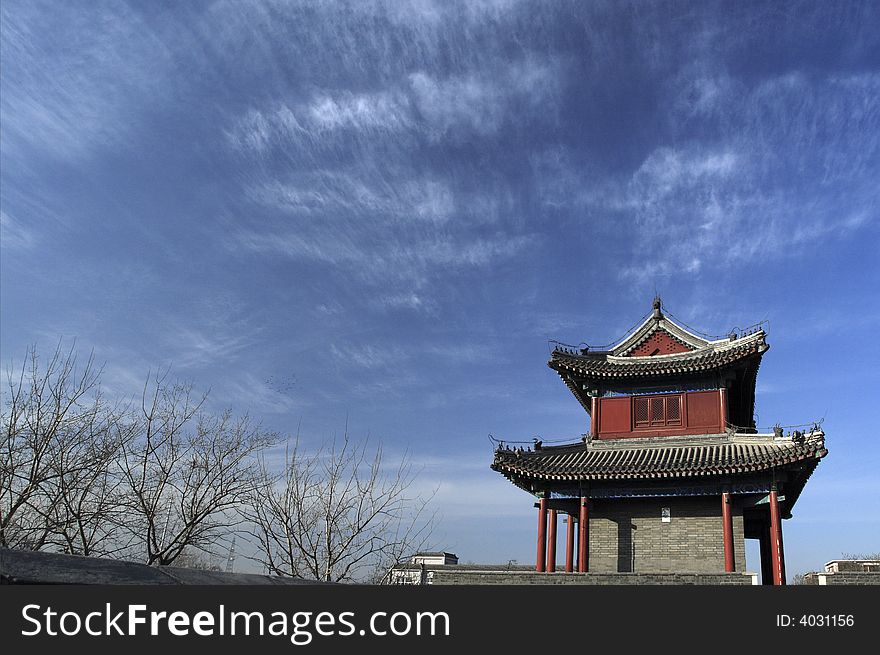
[492,430,827,482]
[0,548,329,585]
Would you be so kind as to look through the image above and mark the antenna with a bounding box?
[225,536,236,573]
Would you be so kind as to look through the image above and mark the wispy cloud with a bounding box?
[329,341,496,372]
[208,372,303,417]
[227,56,561,152]
[308,91,413,133]
[0,2,174,160]
[164,327,254,370]
[613,70,880,284]
[330,343,409,370]
[226,91,413,154]
[214,3,560,317]
[250,172,455,224]
[0,211,36,250]
[409,57,562,140]
[376,292,432,312]
[152,295,263,371]
[231,226,532,290]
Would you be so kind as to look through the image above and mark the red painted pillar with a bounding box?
[536,496,547,572]
[719,388,728,430]
[721,492,735,572]
[565,513,575,572]
[578,497,589,573]
[547,509,557,572]
[769,490,785,585]
[778,514,786,583]
[590,396,599,437]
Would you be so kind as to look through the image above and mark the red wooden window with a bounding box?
[633,394,682,429]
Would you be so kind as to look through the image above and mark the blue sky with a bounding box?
[2,1,878,577]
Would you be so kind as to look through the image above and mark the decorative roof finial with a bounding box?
[652,296,662,319]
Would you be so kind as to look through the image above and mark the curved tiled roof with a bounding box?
[549,329,768,380]
[491,431,827,482]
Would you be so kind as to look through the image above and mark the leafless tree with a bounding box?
[790,572,808,585]
[41,402,139,558]
[245,430,435,583]
[0,343,110,550]
[3,344,434,577]
[2,345,284,566]
[170,547,224,571]
[120,372,277,566]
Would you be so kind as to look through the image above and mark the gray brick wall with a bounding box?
[802,572,880,585]
[586,497,746,574]
[431,570,755,585]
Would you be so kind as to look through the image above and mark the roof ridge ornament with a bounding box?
[652,296,663,319]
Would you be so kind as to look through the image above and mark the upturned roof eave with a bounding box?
[490,432,827,486]
[548,335,767,382]
[491,455,827,491]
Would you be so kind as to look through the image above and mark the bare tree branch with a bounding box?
[0,342,106,550]
[3,344,433,580]
[119,372,277,565]
[244,431,436,583]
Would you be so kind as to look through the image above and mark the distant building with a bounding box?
[388,553,542,585]
[388,552,459,585]
[411,552,459,566]
[824,559,880,573]
[491,298,827,585]
[802,560,880,585]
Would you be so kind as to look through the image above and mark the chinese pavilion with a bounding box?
[491,298,827,584]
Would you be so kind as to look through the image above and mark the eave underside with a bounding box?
[552,355,763,430]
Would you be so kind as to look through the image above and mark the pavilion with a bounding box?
[491,298,827,584]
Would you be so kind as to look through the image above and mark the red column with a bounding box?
[721,492,735,572]
[547,509,557,572]
[565,513,575,572]
[536,496,547,572]
[769,490,785,585]
[590,396,598,437]
[778,514,786,583]
[719,388,728,430]
[578,497,589,573]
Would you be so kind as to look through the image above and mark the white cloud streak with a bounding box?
[610,71,880,283]
[0,2,174,160]
[234,228,530,284]
[227,56,561,153]
[250,172,455,225]
[409,58,562,140]
[0,211,36,250]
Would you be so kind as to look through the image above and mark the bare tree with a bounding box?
[171,547,224,571]
[42,405,140,558]
[790,572,808,585]
[4,343,436,578]
[0,343,108,550]
[120,372,276,566]
[245,430,435,583]
[2,344,283,566]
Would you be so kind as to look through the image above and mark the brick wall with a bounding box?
[586,497,746,574]
[802,572,880,585]
[431,570,756,585]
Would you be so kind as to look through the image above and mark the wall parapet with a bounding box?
[430,570,757,585]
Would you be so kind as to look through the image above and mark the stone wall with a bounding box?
[586,497,746,573]
[802,572,880,585]
[431,570,756,585]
